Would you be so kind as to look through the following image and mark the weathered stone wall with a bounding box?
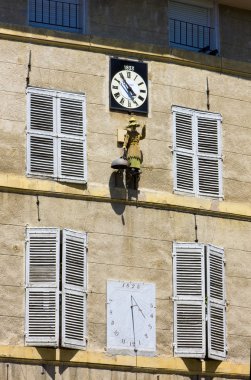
[0,39,251,203]
[0,192,250,364]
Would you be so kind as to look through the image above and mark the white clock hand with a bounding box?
[120,73,136,97]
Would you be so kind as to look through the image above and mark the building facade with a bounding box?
[0,0,250,379]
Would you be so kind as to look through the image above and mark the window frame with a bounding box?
[28,0,87,33]
[172,106,223,198]
[26,87,87,184]
[168,0,220,53]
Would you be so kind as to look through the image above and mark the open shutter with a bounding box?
[62,229,87,349]
[207,245,227,360]
[173,109,194,193]
[197,116,222,197]
[25,228,60,347]
[27,88,56,178]
[57,94,87,183]
[173,242,206,358]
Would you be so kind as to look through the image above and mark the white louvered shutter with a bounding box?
[62,229,87,349]
[173,243,206,358]
[57,94,87,183]
[197,115,222,197]
[25,228,60,346]
[169,1,210,49]
[27,88,57,179]
[173,109,195,193]
[207,245,227,360]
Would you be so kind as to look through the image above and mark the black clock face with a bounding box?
[110,58,148,114]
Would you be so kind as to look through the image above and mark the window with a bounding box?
[25,228,87,349]
[29,0,84,33]
[27,87,87,183]
[169,0,218,54]
[173,242,227,360]
[173,106,222,198]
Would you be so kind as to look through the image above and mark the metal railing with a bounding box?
[169,18,214,51]
[29,0,81,30]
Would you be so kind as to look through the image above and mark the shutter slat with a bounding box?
[26,228,60,286]
[207,245,227,360]
[175,112,193,151]
[30,93,54,133]
[26,289,59,346]
[198,158,220,196]
[58,95,86,183]
[198,118,218,155]
[173,243,206,358]
[27,89,56,178]
[25,228,60,346]
[60,98,84,136]
[59,139,85,182]
[62,229,87,349]
[175,153,194,193]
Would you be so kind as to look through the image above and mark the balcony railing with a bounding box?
[169,18,215,52]
[29,0,81,30]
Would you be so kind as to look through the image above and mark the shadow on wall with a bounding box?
[109,171,126,216]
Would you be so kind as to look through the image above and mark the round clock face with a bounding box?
[111,69,148,110]
[107,280,156,355]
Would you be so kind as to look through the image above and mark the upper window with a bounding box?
[173,106,222,198]
[29,0,84,33]
[173,242,227,360]
[169,0,218,54]
[26,87,87,184]
[25,227,87,349]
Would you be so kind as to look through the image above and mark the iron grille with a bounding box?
[29,0,81,30]
[170,18,214,52]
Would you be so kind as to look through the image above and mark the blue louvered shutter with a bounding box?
[27,88,57,179]
[25,228,60,347]
[173,242,206,358]
[173,108,195,194]
[207,245,227,360]
[57,93,87,183]
[62,229,87,349]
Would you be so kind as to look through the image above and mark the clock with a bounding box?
[107,280,156,355]
[109,58,148,114]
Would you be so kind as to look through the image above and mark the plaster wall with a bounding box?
[0,192,250,364]
[0,39,251,203]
